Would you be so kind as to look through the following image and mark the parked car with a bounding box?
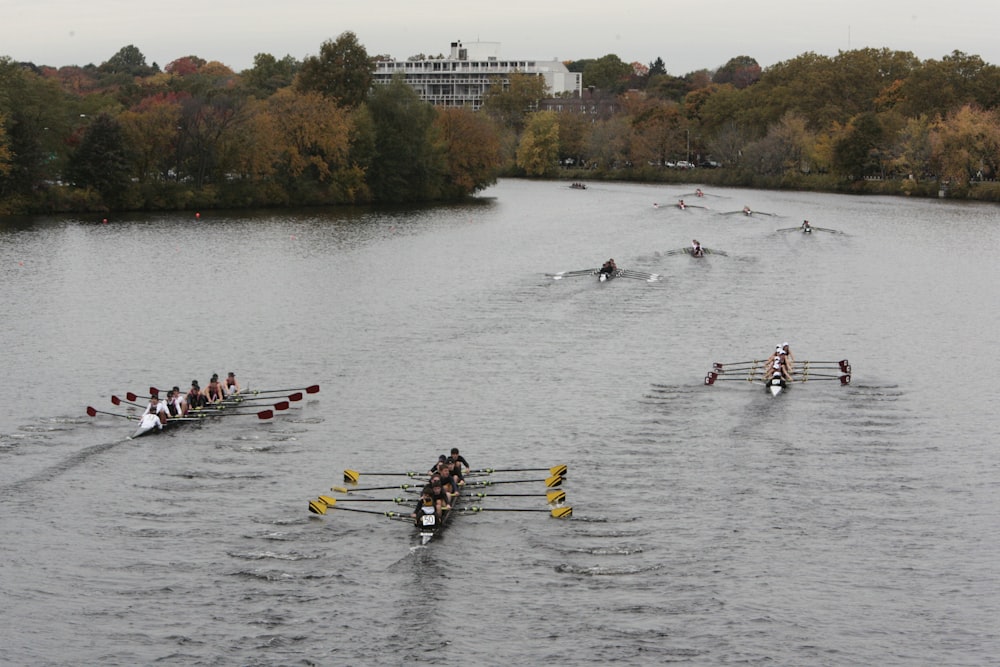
[675,161,695,169]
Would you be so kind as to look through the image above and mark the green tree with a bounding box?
[516,110,560,176]
[832,111,887,179]
[582,54,632,93]
[65,113,133,208]
[100,45,154,77]
[241,53,299,97]
[296,31,373,109]
[366,76,446,202]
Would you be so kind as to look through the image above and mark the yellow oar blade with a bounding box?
[550,465,568,477]
[546,490,566,505]
[343,469,360,484]
[318,495,337,506]
[551,506,573,519]
[545,474,565,488]
[308,499,327,515]
[331,486,350,493]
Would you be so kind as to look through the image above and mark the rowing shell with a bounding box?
[546,268,662,283]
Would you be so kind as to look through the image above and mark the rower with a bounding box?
[678,199,686,209]
[435,462,460,499]
[225,372,241,396]
[765,347,792,382]
[143,393,170,426]
[743,206,751,216]
[801,220,812,233]
[164,387,185,417]
[780,342,795,373]
[186,380,207,410]
[205,373,226,403]
[599,258,617,278]
[450,447,470,472]
[695,188,704,197]
[426,476,450,512]
[691,240,704,258]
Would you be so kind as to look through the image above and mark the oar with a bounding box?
[111,395,146,409]
[455,506,573,519]
[801,360,851,372]
[308,498,409,519]
[466,490,567,505]
[713,360,765,369]
[546,269,600,280]
[464,475,564,489]
[240,384,320,396]
[183,407,279,420]
[467,465,567,477]
[705,373,763,385]
[343,469,431,483]
[318,495,412,505]
[331,482,425,494]
[86,406,137,421]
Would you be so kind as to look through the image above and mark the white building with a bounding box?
[373,40,582,110]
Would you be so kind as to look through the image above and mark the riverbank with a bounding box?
[551,166,1000,202]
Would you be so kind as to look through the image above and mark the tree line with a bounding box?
[2,35,1000,215]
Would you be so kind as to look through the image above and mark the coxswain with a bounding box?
[186,380,207,411]
[143,393,170,426]
[691,240,704,258]
[599,258,617,278]
[205,373,226,403]
[801,220,812,233]
[411,490,439,528]
[225,372,241,395]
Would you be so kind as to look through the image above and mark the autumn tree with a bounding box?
[627,97,685,165]
[929,104,1000,186]
[713,55,761,89]
[434,107,502,197]
[516,110,560,176]
[296,31,373,109]
[481,71,548,134]
[118,92,186,183]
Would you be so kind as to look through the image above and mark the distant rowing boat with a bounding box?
[705,358,851,396]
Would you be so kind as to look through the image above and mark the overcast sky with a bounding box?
[4,0,999,75]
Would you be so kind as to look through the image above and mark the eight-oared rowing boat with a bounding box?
[86,383,320,438]
[308,464,571,545]
[705,358,851,396]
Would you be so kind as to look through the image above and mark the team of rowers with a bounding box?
[764,343,795,381]
[141,372,242,425]
[410,448,470,528]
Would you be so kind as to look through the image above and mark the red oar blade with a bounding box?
[272,401,290,411]
[87,406,98,417]
[287,392,303,402]
[111,395,122,405]
[705,373,717,385]
[305,385,320,394]
[126,392,139,401]
[840,375,851,385]
[257,410,274,420]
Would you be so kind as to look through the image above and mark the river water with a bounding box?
[1,179,998,666]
